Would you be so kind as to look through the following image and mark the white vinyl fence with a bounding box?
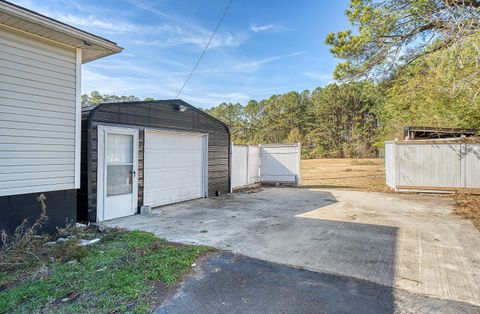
[231,143,301,189]
[231,145,260,188]
[385,140,480,192]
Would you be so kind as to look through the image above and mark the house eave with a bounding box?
[0,0,123,63]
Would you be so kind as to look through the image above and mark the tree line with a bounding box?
[203,82,382,158]
[81,91,155,106]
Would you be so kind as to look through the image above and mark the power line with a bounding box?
[175,0,234,99]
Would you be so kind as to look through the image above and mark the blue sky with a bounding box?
[13,0,351,108]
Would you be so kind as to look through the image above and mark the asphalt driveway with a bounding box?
[104,188,480,308]
[155,252,478,314]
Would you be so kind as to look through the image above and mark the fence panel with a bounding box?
[247,145,260,184]
[260,143,301,186]
[396,143,462,188]
[385,141,480,191]
[231,145,248,188]
[384,141,396,189]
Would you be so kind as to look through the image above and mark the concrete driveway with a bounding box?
[104,188,480,307]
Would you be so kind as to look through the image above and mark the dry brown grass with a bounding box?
[0,194,50,271]
[453,193,480,231]
[301,158,389,192]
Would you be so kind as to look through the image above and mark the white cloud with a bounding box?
[59,14,246,49]
[10,1,136,33]
[82,66,181,98]
[121,0,181,22]
[235,51,307,71]
[122,0,248,49]
[82,67,251,108]
[250,24,291,33]
[59,15,136,33]
[132,30,247,49]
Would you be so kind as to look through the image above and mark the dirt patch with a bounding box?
[453,193,480,231]
[301,158,389,192]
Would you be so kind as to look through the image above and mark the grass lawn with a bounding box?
[301,158,388,192]
[0,228,210,313]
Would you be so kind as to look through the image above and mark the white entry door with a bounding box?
[97,126,138,221]
[144,130,207,207]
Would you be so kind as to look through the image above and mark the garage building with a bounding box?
[78,100,230,222]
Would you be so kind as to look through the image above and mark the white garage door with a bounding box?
[144,130,206,207]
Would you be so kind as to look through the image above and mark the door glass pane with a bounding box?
[107,165,133,196]
[107,134,133,165]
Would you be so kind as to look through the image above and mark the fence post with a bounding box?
[394,141,399,191]
[230,141,233,193]
[296,142,301,186]
[461,143,467,188]
[245,145,250,186]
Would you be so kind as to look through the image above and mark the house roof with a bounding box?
[81,99,231,134]
[0,0,123,63]
[403,126,477,140]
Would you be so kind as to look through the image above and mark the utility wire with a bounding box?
[175,0,234,98]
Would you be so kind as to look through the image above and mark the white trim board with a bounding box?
[74,48,81,189]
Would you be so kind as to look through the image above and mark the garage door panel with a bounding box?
[161,151,176,164]
[151,134,174,147]
[177,186,201,199]
[145,169,175,186]
[145,189,174,205]
[176,151,193,163]
[144,131,206,207]
[177,169,192,183]
[190,168,202,178]
[192,152,202,163]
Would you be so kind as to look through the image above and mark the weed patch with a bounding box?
[0,228,210,314]
[453,193,480,231]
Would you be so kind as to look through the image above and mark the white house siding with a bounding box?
[0,27,78,197]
